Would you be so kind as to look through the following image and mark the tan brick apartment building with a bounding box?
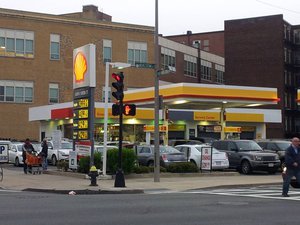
[166,14,300,139]
[0,5,224,141]
[0,5,155,141]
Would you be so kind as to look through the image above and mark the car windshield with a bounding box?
[61,142,72,149]
[159,146,180,153]
[277,142,291,150]
[235,141,262,151]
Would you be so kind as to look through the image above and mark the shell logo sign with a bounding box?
[74,52,87,83]
[73,44,96,89]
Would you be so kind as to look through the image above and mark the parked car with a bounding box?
[174,144,229,170]
[256,139,291,169]
[46,140,73,165]
[94,145,118,154]
[189,137,217,145]
[9,142,40,166]
[168,139,203,147]
[211,140,280,174]
[136,145,187,167]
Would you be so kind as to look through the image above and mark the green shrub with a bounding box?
[107,148,137,174]
[166,162,199,173]
[78,152,102,174]
[57,159,69,171]
[133,165,150,174]
[148,166,167,173]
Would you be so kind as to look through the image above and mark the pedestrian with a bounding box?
[40,138,48,171]
[282,137,300,197]
[22,138,35,174]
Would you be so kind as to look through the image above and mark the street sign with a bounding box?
[0,144,8,163]
[135,63,155,69]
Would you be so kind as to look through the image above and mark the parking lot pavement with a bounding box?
[0,164,283,194]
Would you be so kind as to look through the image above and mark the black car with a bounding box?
[256,139,291,169]
[211,140,280,174]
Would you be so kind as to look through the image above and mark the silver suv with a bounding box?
[211,140,280,174]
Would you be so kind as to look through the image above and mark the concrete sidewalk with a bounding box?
[0,166,283,194]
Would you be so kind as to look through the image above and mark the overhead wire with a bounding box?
[255,0,300,14]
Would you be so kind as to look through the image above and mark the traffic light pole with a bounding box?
[114,100,125,187]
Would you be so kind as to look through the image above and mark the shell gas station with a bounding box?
[29,44,282,143]
[29,82,281,143]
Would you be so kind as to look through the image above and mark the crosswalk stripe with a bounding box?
[181,187,300,201]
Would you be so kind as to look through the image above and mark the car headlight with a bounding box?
[254,155,263,161]
[275,155,279,160]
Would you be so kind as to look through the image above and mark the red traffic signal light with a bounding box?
[112,72,124,101]
[123,104,136,116]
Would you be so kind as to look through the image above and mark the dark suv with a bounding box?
[211,140,280,174]
[256,139,291,169]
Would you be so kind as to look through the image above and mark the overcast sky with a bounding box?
[1,0,300,35]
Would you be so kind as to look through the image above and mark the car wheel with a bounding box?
[241,160,252,174]
[147,161,154,167]
[52,155,57,166]
[14,157,20,167]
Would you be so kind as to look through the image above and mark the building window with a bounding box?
[49,83,59,104]
[161,47,175,71]
[216,64,225,83]
[128,41,147,66]
[50,34,60,60]
[0,29,34,58]
[0,80,33,103]
[184,55,197,77]
[103,39,112,63]
[294,29,300,44]
[203,40,209,51]
[201,60,212,80]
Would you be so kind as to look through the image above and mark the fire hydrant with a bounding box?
[89,166,99,186]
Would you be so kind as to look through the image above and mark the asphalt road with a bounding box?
[1,185,299,225]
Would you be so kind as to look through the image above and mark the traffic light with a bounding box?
[112,104,120,116]
[123,104,136,116]
[111,72,124,101]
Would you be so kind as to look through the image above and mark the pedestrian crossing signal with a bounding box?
[123,104,136,116]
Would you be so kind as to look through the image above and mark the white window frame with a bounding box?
[49,83,59,104]
[184,54,197,77]
[103,39,112,63]
[201,60,212,80]
[0,80,33,103]
[128,41,147,65]
[0,28,34,58]
[50,34,60,60]
[161,47,175,71]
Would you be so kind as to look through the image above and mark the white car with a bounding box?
[47,140,73,165]
[9,142,40,166]
[175,144,229,170]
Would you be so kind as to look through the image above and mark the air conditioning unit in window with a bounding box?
[192,40,201,48]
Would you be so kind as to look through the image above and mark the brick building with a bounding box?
[0,5,154,140]
[0,5,224,141]
[225,15,300,138]
[166,14,300,139]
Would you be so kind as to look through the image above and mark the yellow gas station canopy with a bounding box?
[123,83,279,109]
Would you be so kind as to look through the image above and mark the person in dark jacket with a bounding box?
[40,138,48,171]
[282,137,300,197]
[22,138,35,174]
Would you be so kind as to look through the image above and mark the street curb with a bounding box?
[23,188,144,195]
[44,170,240,179]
